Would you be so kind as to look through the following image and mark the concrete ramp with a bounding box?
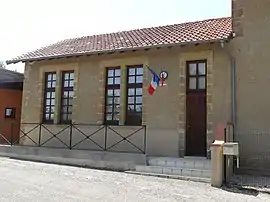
[0,145,147,171]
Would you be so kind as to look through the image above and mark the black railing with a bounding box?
[0,122,147,154]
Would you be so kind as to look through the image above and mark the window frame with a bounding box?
[42,72,56,124]
[60,70,74,124]
[4,108,16,119]
[125,65,143,126]
[104,67,121,125]
[186,60,207,93]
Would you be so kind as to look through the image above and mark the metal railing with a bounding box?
[0,122,147,154]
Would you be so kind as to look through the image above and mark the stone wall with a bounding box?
[230,0,270,172]
[21,43,230,157]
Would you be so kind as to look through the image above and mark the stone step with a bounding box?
[148,157,211,170]
[135,165,211,178]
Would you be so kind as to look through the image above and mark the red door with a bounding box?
[185,61,207,157]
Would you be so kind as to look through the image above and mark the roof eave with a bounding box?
[0,78,24,83]
[6,37,231,65]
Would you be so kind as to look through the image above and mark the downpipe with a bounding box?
[230,57,236,131]
[220,40,237,183]
[219,40,237,131]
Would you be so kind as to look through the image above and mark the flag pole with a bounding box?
[160,66,164,87]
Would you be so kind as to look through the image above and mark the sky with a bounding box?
[0,0,231,72]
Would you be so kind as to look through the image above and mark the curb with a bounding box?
[125,171,211,183]
[0,153,132,172]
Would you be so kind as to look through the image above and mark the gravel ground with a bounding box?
[229,174,270,193]
[0,158,269,202]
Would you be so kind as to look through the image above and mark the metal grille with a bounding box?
[0,122,147,154]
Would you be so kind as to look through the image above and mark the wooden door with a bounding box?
[185,60,207,157]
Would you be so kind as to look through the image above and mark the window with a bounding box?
[43,72,56,123]
[5,108,16,118]
[60,71,74,124]
[187,61,206,91]
[126,65,143,125]
[104,67,121,124]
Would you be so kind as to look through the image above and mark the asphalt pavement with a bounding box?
[0,157,269,202]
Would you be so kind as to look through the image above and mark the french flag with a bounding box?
[148,67,160,95]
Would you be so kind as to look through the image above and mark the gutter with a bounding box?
[0,79,24,83]
[6,38,230,65]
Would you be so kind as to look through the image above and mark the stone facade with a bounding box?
[230,0,270,173]
[232,0,244,37]
[20,43,230,157]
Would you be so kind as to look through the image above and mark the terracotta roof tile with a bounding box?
[7,17,232,64]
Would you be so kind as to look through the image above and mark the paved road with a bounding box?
[0,158,269,202]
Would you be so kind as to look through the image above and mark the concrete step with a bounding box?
[135,165,211,178]
[148,157,211,170]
